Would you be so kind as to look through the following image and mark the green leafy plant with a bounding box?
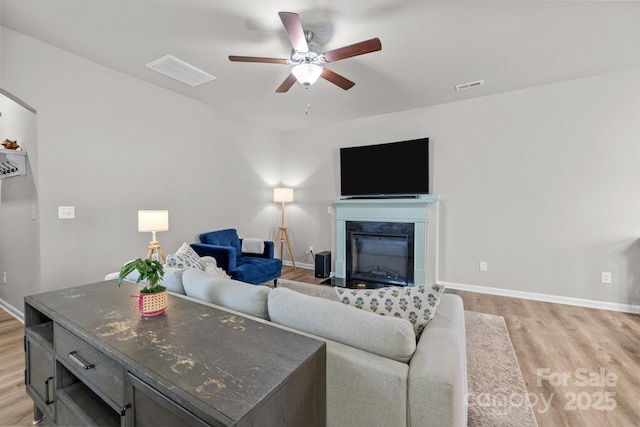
[118,258,165,293]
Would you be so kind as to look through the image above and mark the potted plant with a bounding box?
[118,258,167,317]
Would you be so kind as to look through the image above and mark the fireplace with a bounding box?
[332,195,439,288]
[346,221,414,288]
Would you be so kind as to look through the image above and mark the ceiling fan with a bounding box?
[229,12,382,93]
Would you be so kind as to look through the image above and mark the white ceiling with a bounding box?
[3,0,640,132]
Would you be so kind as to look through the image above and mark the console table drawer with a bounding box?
[55,324,125,407]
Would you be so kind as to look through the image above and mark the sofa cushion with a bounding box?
[166,242,204,270]
[182,269,270,319]
[268,287,416,363]
[335,283,445,339]
[119,264,186,295]
[158,267,187,295]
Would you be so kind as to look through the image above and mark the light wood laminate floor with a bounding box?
[0,308,33,426]
[1,267,638,426]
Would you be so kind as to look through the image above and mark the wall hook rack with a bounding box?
[0,148,27,179]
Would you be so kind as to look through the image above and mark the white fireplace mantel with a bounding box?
[332,194,440,286]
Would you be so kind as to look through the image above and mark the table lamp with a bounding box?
[138,210,169,263]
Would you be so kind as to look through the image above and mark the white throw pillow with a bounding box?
[201,256,230,278]
[335,283,445,339]
[166,243,203,270]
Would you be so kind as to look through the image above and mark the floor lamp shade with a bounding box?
[273,188,296,270]
[273,187,294,203]
[138,210,169,232]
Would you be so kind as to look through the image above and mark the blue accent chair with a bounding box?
[190,229,282,285]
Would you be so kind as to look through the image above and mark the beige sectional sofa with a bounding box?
[114,267,468,426]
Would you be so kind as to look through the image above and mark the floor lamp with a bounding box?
[138,210,169,263]
[273,188,296,270]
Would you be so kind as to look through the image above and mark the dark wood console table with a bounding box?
[24,280,326,426]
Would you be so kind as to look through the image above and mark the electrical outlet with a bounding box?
[479,261,488,272]
[306,246,314,254]
[58,206,75,219]
[601,272,612,284]
[2,272,6,285]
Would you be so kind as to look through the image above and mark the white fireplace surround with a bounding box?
[332,195,440,286]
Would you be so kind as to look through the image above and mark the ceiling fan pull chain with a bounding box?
[304,87,311,115]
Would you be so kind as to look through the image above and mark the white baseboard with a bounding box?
[282,260,314,270]
[0,297,24,322]
[280,263,640,313]
[441,281,640,314]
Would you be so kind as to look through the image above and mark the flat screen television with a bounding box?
[340,137,429,197]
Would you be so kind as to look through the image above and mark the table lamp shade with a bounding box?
[273,188,294,203]
[138,210,169,232]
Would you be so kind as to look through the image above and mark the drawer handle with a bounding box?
[120,404,131,417]
[68,351,95,370]
[45,376,54,404]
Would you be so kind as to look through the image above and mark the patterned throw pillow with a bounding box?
[335,283,445,339]
[166,243,204,270]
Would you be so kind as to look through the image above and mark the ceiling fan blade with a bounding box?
[323,37,382,62]
[276,74,298,93]
[321,68,355,90]
[278,12,309,53]
[229,55,288,64]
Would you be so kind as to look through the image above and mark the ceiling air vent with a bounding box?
[145,55,216,87]
[455,80,484,91]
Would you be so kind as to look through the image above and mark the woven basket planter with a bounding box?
[137,288,168,317]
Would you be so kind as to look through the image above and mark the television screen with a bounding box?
[340,138,429,197]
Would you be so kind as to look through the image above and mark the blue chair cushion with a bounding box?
[233,257,282,285]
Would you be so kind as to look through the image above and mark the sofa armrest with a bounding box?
[240,239,275,259]
[326,340,409,426]
[190,243,237,270]
[408,294,467,427]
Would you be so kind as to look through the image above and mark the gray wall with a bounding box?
[281,68,640,308]
[1,28,282,311]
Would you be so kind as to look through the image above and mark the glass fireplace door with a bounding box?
[346,221,414,288]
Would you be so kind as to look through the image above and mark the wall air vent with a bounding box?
[145,55,216,87]
[455,80,485,91]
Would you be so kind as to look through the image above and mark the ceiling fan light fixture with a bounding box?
[291,63,323,86]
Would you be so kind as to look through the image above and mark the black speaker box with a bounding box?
[315,251,331,278]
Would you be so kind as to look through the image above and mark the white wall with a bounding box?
[281,68,640,308]
[1,28,282,309]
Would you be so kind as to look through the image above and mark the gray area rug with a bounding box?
[464,311,538,427]
[275,279,538,427]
